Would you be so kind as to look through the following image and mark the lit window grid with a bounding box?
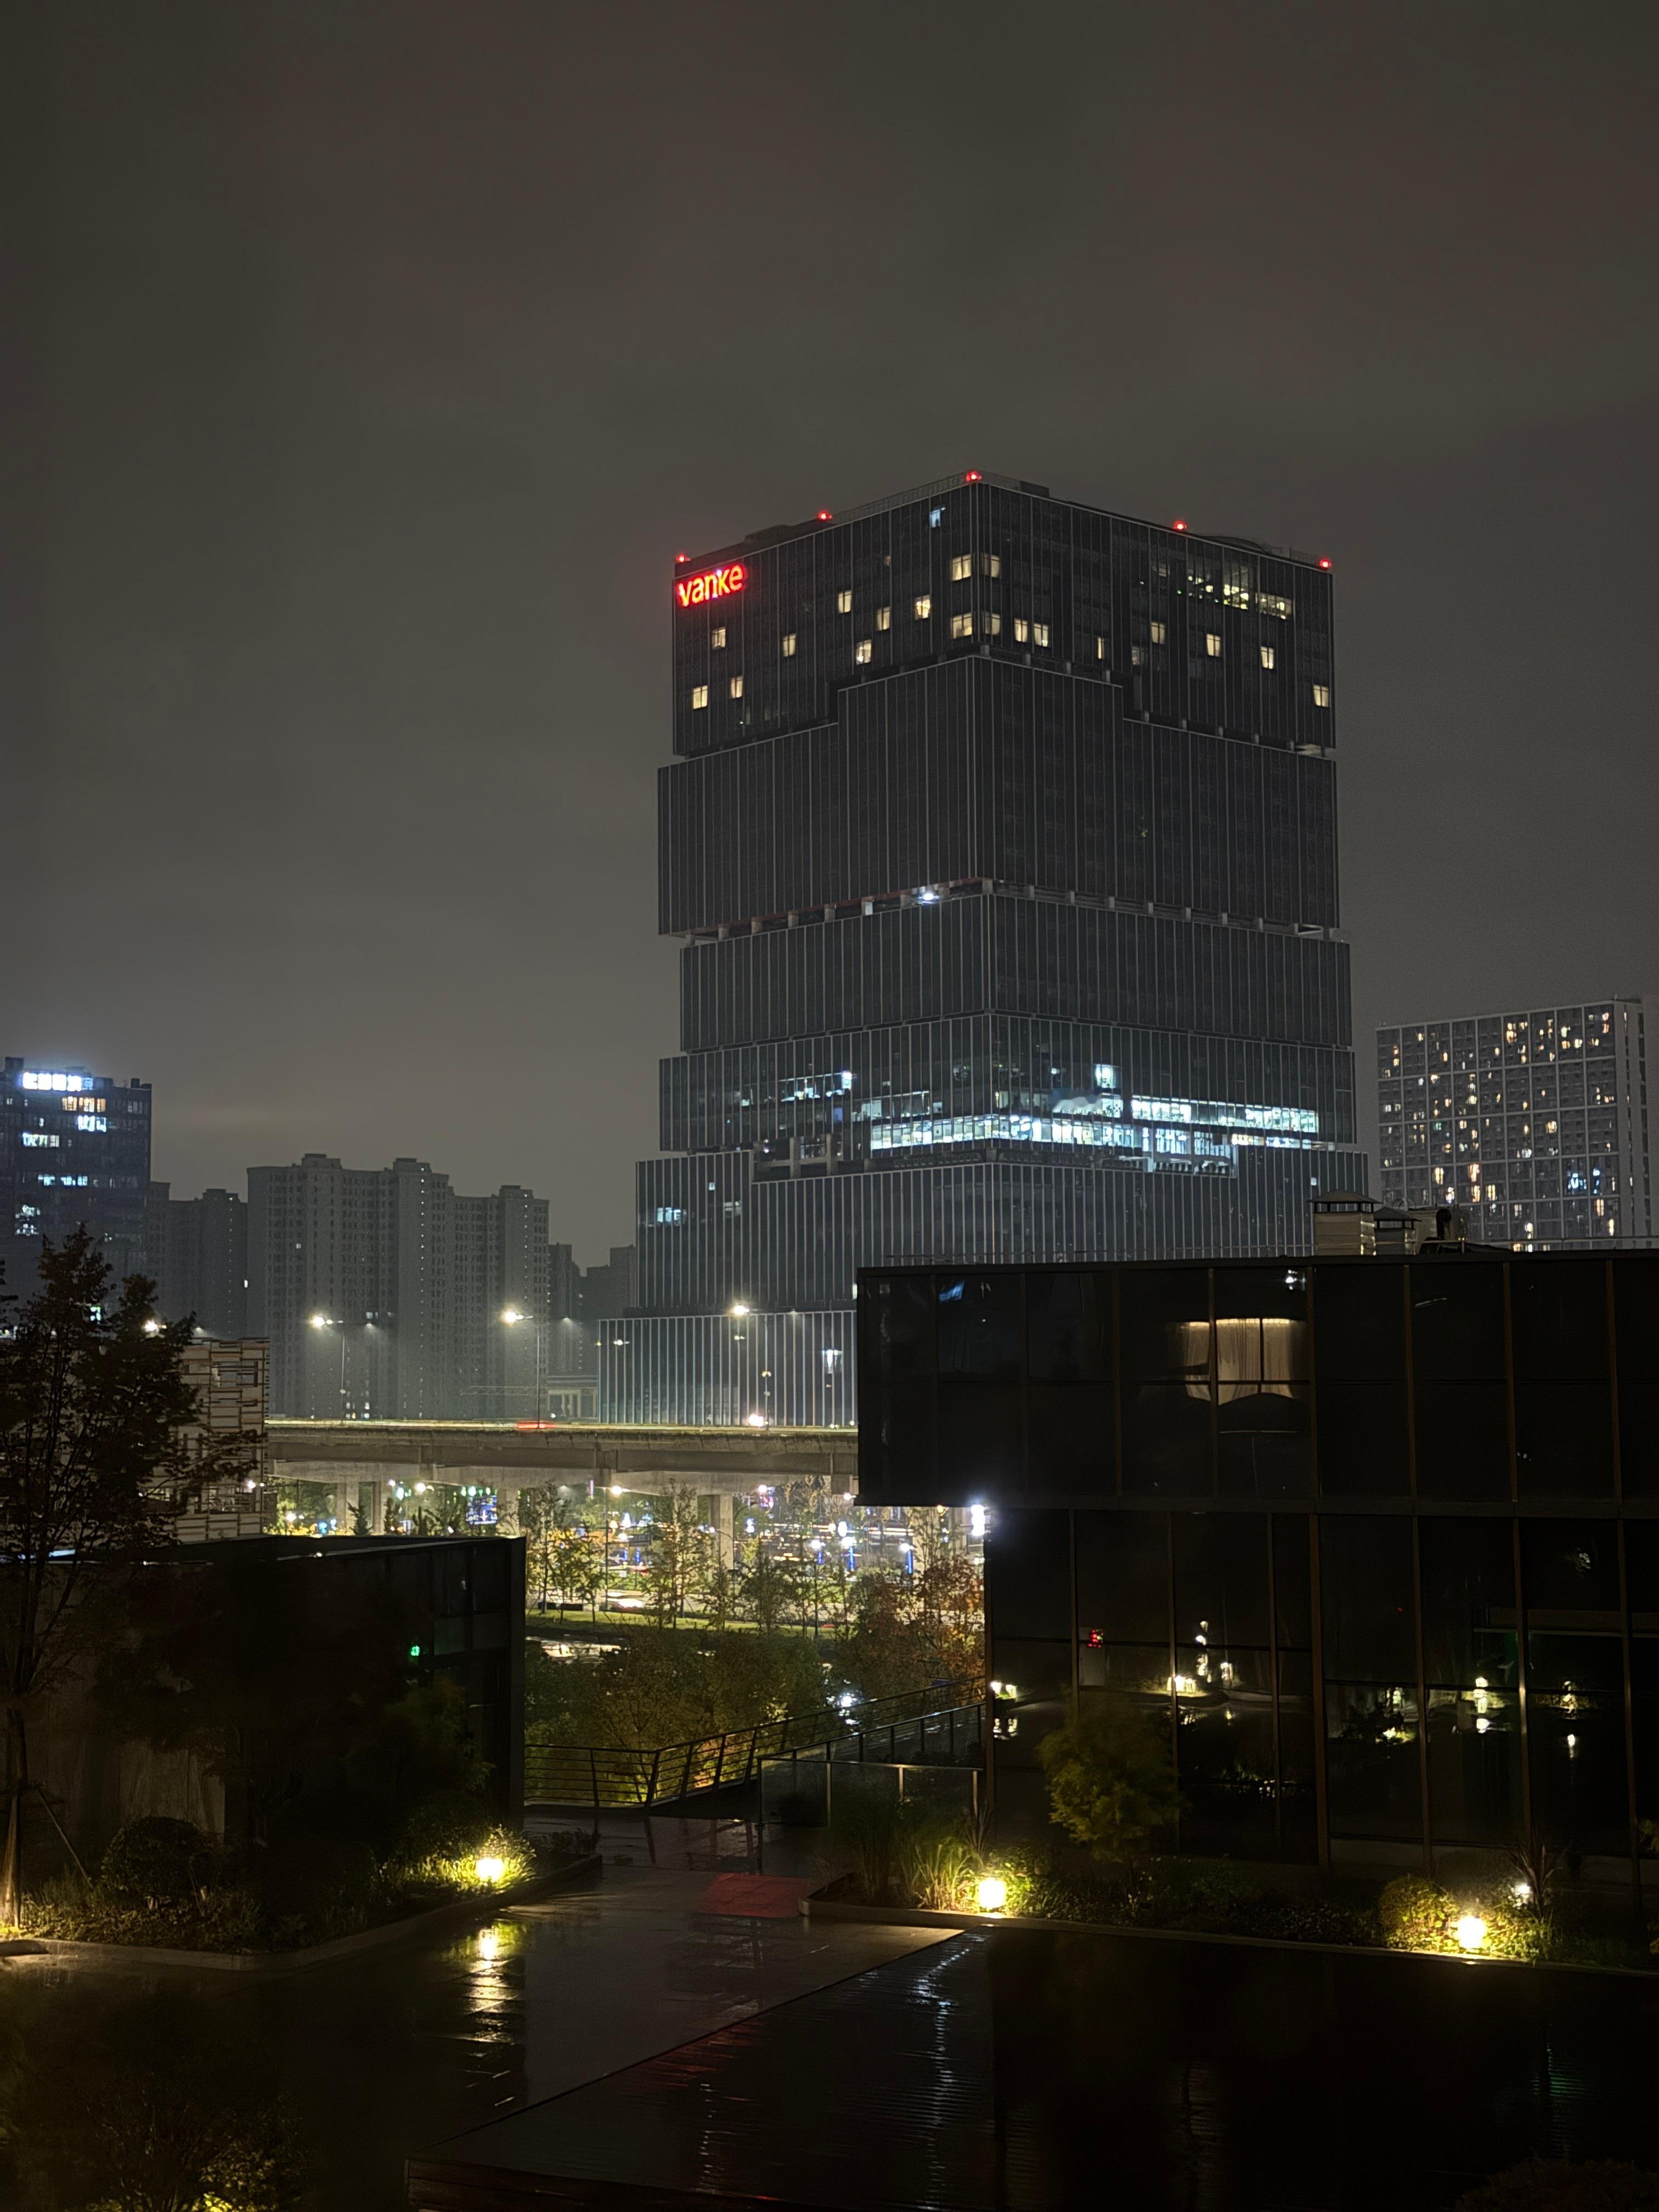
[1377,1004,1637,1248]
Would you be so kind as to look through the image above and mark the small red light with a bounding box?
[1318,557,1332,570]
[1172,518,1187,532]
[964,471,981,483]
[675,552,690,564]
[816,509,833,521]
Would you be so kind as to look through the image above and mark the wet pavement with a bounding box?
[10,1815,1659,2211]
[0,1819,941,2211]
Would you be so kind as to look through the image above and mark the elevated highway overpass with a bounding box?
[267,1420,859,1545]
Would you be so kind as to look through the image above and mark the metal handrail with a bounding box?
[524,1676,983,1808]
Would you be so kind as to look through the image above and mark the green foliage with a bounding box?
[1453,2160,1659,2211]
[0,1233,243,1916]
[1037,1695,1183,1860]
[1377,1872,1455,1951]
[836,1554,983,1705]
[387,1821,537,1897]
[395,1790,500,1863]
[1376,1873,1545,1961]
[645,1485,715,1626]
[99,1818,217,1908]
[528,1626,828,1751]
[4,1988,304,2210]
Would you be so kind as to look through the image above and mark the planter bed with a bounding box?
[2,1854,602,1976]
[802,1892,1659,1979]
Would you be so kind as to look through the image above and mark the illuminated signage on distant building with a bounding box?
[674,561,747,609]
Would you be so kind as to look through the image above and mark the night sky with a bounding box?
[10,2,1658,1261]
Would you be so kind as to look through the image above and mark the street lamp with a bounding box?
[308,1314,374,1419]
[500,1307,547,1421]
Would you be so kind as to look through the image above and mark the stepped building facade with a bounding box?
[602,471,1363,1425]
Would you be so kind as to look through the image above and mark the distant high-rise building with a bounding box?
[2,1057,152,1304]
[602,471,1362,1426]
[146,1183,249,1336]
[246,1154,594,1419]
[1378,997,1659,1249]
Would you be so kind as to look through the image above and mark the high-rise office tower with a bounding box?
[602,471,1363,1426]
[2,1057,152,1303]
[1378,997,1658,1249]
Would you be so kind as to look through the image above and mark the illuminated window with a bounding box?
[1312,683,1331,708]
[1204,633,1222,658]
[1131,646,1144,666]
[710,627,726,650]
[950,555,972,582]
[76,1115,107,1132]
[21,1132,59,1148]
[950,612,974,639]
[1260,645,1276,670]
[729,675,743,699]
[854,639,873,664]
[876,606,891,631]
[981,552,1001,577]
[691,685,709,709]
[1096,636,1107,658]
[836,589,852,614]
[1149,621,1167,645]
[1014,617,1029,643]
[1032,621,1049,647]
[913,595,932,619]
[781,633,797,657]
[984,612,1001,636]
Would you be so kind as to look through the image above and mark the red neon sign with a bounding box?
[674,560,747,609]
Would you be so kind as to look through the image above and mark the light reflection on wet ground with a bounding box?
[0,1819,940,2212]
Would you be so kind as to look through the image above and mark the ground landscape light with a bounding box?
[1455,1915,1488,1953]
[977,1876,1009,1914]
[475,1855,506,1885]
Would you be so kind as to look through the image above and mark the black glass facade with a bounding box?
[859,1251,1659,1885]
[603,472,1361,1426]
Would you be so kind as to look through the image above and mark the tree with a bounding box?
[1037,1694,1183,1861]
[735,1540,800,1635]
[645,1484,712,1627]
[0,1233,237,1920]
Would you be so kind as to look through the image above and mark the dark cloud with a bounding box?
[9,0,1658,1254]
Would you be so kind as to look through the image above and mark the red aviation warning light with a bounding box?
[964,471,982,482]
[1318,557,1333,570]
[816,509,833,521]
[674,560,748,608]
[1172,518,1187,532]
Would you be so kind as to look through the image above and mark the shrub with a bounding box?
[1037,1695,1182,1861]
[391,1821,537,1895]
[100,1816,217,1906]
[397,1790,499,1864]
[1377,1874,1455,1952]
[242,1833,384,1938]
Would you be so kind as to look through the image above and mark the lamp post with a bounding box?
[308,1314,374,1419]
[501,1307,546,1422]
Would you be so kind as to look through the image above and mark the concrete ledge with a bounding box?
[8,1853,603,1976]
[802,1895,1659,1979]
